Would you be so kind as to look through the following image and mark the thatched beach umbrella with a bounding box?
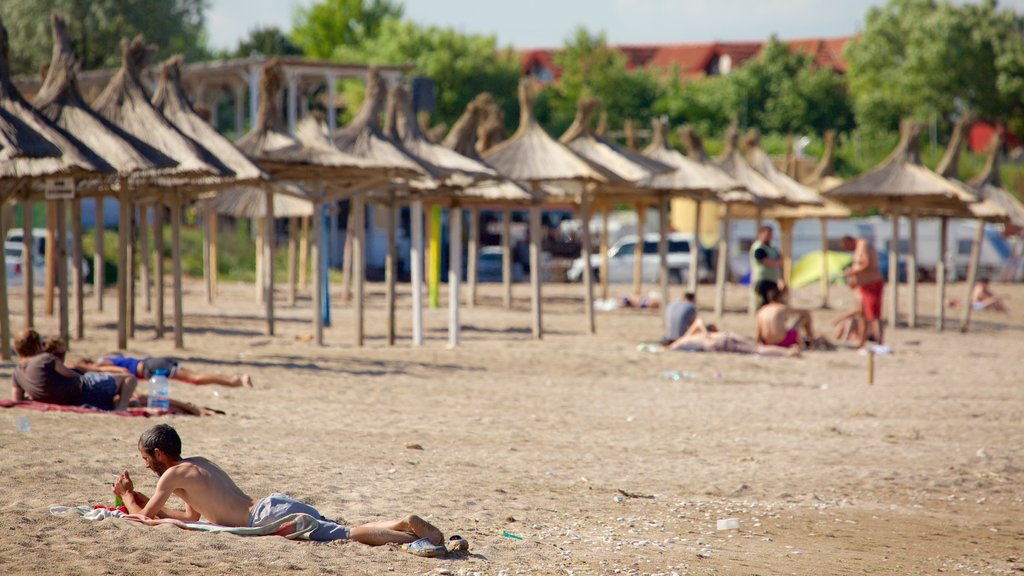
[483,79,608,339]
[640,118,742,308]
[33,12,181,343]
[825,121,983,332]
[0,15,105,359]
[237,59,394,346]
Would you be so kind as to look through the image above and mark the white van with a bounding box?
[5,228,90,286]
[567,232,711,284]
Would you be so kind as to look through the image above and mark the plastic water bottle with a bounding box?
[15,416,30,431]
[147,369,171,411]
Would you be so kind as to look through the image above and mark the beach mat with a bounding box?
[51,505,323,540]
[0,400,221,416]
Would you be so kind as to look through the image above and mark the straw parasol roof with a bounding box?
[32,12,175,184]
[968,132,1024,228]
[803,130,843,191]
[92,35,224,183]
[558,97,669,185]
[236,59,389,186]
[678,126,754,204]
[195,183,313,218]
[743,129,823,206]
[766,129,850,220]
[934,114,1007,222]
[152,55,267,185]
[715,124,789,209]
[330,68,438,182]
[641,118,741,201]
[824,121,979,214]
[482,79,608,190]
[475,98,506,154]
[0,15,105,184]
[385,82,495,187]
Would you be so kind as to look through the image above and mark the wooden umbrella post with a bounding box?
[288,216,298,306]
[264,187,275,336]
[529,201,543,339]
[299,216,310,289]
[819,218,830,309]
[908,211,918,328]
[117,183,129,349]
[867,350,875,385]
[171,191,184,349]
[411,199,424,346]
[139,204,151,314]
[203,211,212,304]
[312,204,324,346]
[448,201,463,347]
[888,212,900,332]
[127,200,136,340]
[22,201,34,329]
[714,204,731,319]
[501,207,513,310]
[657,195,670,316]
[688,200,702,298]
[45,201,56,317]
[779,218,795,289]
[600,205,610,301]
[467,206,479,308]
[353,196,365,347]
[580,193,595,335]
[385,195,397,346]
[71,199,84,340]
[254,218,264,304]
[56,199,69,343]
[0,201,9,359]
[341,206,354,304]
[632,202,646,299]
[936,216,948,332]
[959,218,985,333]
[210,214,219,298]
[750,207,764,316]
[154,203,165,338]
[93,197,103,312]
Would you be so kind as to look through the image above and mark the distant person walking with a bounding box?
[750,225,783,309]
[841,235,884,347]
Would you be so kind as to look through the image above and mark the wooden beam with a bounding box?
[632,202,646,299]
[139,204,151,314]
[908,212,918,328]
[819,218,830,309]
[467,206,479,308]
[600,205,610,301]
[529,202,543,339]
[936,217,948,332]
[56,200,69,343]
[45,201,56,317]
[687,200,701,297]
[299,215,310,289]
[0,201,10,359]
[312,205,324,345]
[117,184,129,349]
[264,187,275,336]
[958,219,985,333]
[154,203,165,338]
[580,194,595,334]
[714,204,731,319]
[657,195,670,318]
[71,199,84,340]
[171,192,184,349]
[353,196,365,346]
[288,216,298,306]
[385,195,397,346]
[448,202,462,347]
[410,199,424,346]
[501,207,512,309]
[93,197,103,312]
[888,213,900,332]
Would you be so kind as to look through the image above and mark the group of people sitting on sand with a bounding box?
[10,328,253,412]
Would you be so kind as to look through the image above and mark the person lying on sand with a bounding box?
[664,318,800,357]
[50,345,253,388]
[756,286,815,349]
[948,278,1008,313]
[11,329,137,411]
[113,424,466,554]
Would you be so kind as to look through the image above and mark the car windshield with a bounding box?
[5,246,21,259]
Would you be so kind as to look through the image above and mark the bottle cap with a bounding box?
[154,369,169,377]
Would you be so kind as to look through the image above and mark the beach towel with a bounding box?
[0,400,166,417]
[50,505,323,540]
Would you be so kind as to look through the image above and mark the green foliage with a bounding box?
[535,27,661,137]
[333,18,521,128]
[0,0,210,74]
[653,72,733,137]
[846,0,1024,131]
[291,0,402,59]
[233,25,302,58]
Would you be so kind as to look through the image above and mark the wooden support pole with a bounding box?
[936,216,948,332]
[714,204,731,319]
[959,219,985,333]
[127,200,136,340]
[139,204,151,314]
[312,205,324,346]
[908,212,918,328]
[45,201,56,316]
[254,219,264,304]
[688,200,701,297]
[353,196,365,346]
[56,200,69,343]
[888,213,900,332]
[600,205,610,301]
[299,216,310,289]
[819,218,830,309]
[448,202,463,347]
[203,211,212,304]
[632,202,646,298]
[0,201,10,359]
[411,200,424,346]
[116,184,129,350]
[93,198,103,312]
[501,207,513,309]
[385,196,397,346]
[210,214,219,298]
[529,202,543,339]
[779,218,795,288]
[467,206,479,308]
[264,188,275,336]
[171,193,184,349]
[342,206,354,304]
[580,194,595,335]
[867,351,875,385]
[657,195,670,317]
[21,201,34,329]
[288,216,299,306]
[71,199,84,340]
[154,204,165,338]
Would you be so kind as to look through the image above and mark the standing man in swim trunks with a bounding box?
[750,225,784,309]
[755,287,815,349]
[841,235,884,348]
[113,425,452,548]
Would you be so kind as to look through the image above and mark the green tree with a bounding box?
[331,19,521,128]
[0,0,209,74]
[291,0,402,59]
[845,0,1024,131]
[234,25,302,58]
[653,70,733,137]
[537,27,661,137]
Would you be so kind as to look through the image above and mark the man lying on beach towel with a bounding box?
[11,329,137,411]
[111,424,466,555]
[44,340,254,388]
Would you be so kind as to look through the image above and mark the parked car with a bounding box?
[566,233,711,284]
[476,246,525,283]
[5,229,90,287]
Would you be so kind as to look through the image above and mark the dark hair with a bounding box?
[14,328,42,358]
[683,291,695,302]
[43,337,67,359]
[139,424,182,459]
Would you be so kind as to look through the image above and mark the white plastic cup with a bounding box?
[716,518,739,531]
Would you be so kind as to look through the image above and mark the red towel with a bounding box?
[0,399,164,417]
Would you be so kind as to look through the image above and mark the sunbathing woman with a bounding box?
[664,318,800,357]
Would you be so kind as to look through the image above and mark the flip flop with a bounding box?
[402,537,446,558]
[446,534,469,552]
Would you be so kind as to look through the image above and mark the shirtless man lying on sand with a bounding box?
[664,318,800,357]
[113,425,465,553]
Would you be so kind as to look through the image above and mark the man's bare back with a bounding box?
[756,302,792,345]
[850,238,882,286]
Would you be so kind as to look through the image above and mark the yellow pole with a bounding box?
[429,204,442,309]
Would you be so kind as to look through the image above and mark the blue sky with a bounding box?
[207,0,1024,51]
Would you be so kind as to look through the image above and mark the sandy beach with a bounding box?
[1,278,1022,575]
